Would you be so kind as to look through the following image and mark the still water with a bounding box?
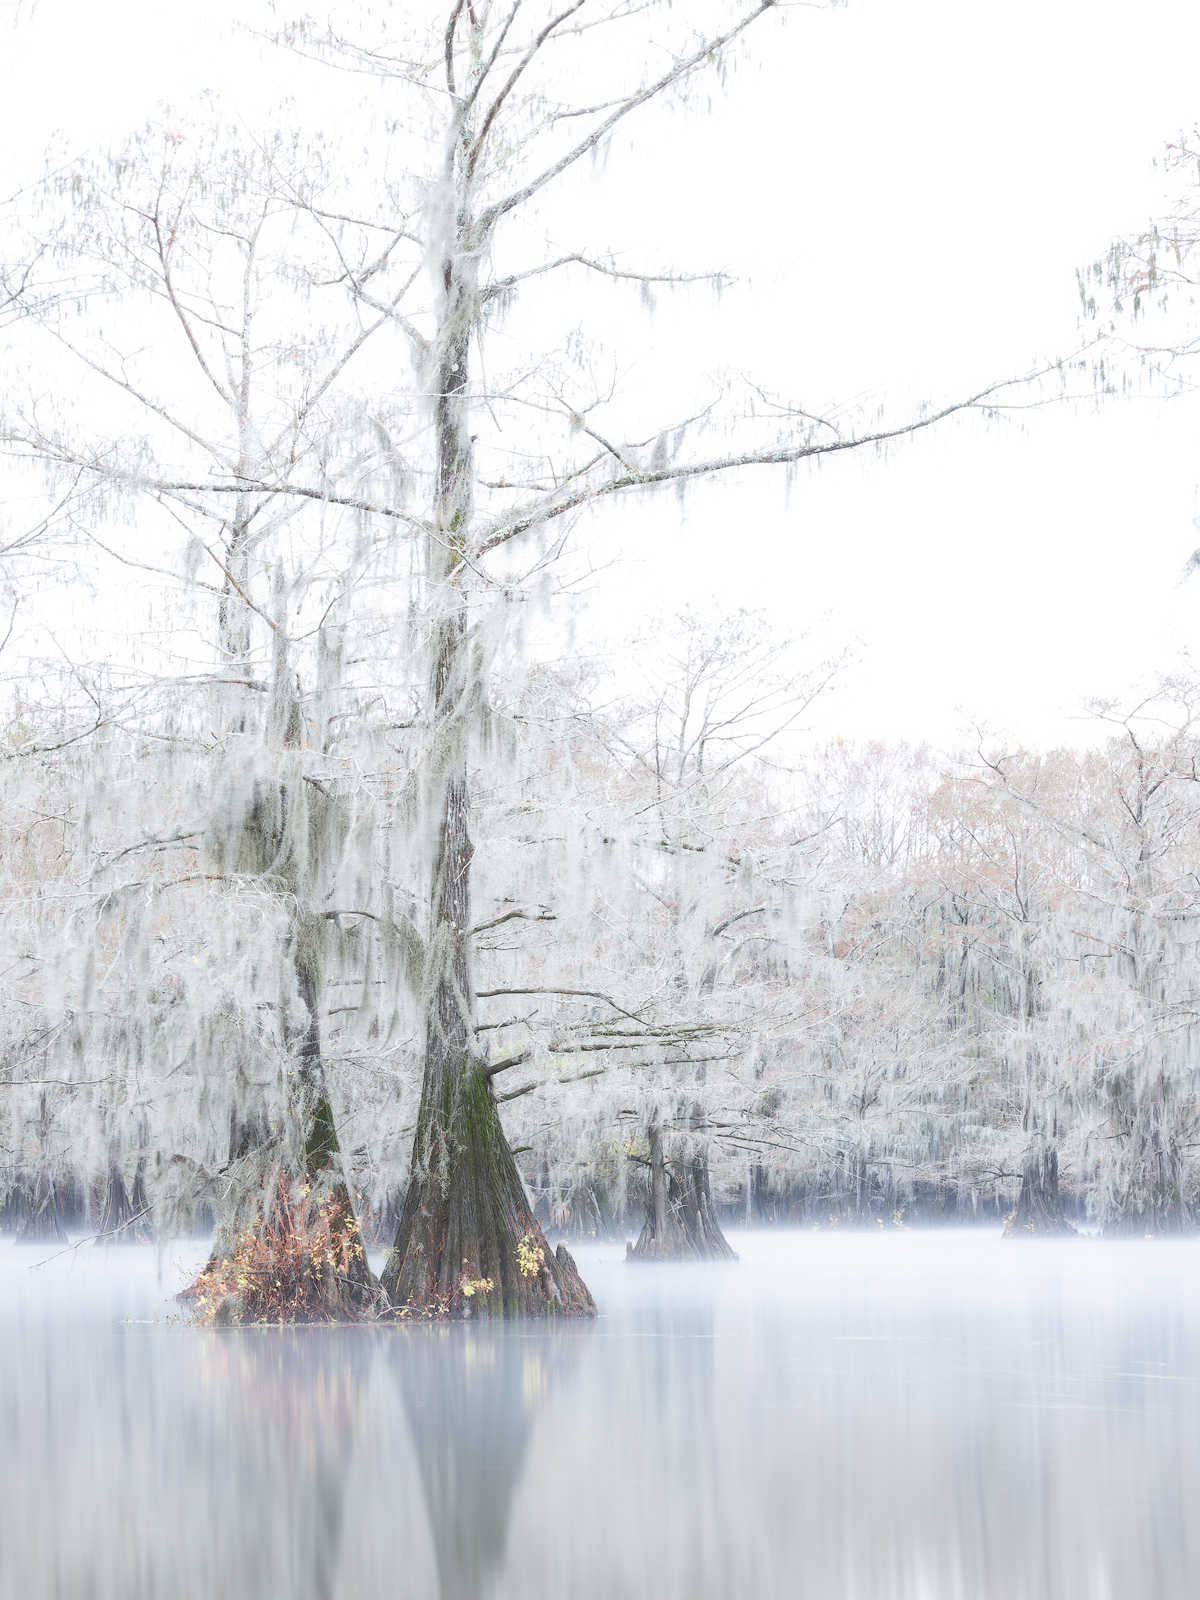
[2,1230,1198,1599]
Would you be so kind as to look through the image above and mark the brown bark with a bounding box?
[294,954,377,1308]
[382,1063,593,1316]
[1004,1141,1077,1238]
[379,768,592,1314]
[9,1168,67,1243]
[380,168,594,1317]
[628,1125,738,1262]
[561,1178,625,1243]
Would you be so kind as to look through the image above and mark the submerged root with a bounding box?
[181,1175,379,1324]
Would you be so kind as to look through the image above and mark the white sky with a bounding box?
[3,0,1200,750]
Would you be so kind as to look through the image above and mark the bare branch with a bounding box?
[476,2,780,237]
[469,906,556,935]
[474,367,1060,554]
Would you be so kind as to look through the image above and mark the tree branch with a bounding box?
[476,2,779,236]
[474,367,1058,553]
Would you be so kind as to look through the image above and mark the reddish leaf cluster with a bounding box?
[182,1178,367,1324]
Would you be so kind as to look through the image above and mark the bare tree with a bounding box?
[1083,128,1200,392]
[0,125,405,1306]
[980,689,1200,1234]
[598,609,829,1257]
[258,1,1043,1314]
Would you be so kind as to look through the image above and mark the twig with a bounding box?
[28,1207,153,1270]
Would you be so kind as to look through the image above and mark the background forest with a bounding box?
[5,627,1200,1247]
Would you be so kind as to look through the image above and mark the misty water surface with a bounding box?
[2,1230,1198,1600]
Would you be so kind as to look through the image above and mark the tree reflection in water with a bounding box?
[0,1284,376,1599]
[389,1324,586,1600]
[196,1328,370,1600]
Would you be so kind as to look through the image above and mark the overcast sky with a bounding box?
[3,0,1200,750]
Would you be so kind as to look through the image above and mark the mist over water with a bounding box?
[2,1231,1198,1599]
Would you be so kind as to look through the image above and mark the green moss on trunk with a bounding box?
[381,1063,594,1318]
[304,1092,340,1179]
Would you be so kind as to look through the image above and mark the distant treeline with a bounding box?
[4,626,1197,1244]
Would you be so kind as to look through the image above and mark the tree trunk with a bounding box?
[93,1127,155,1244]
[1100,1085,1194,1237]
[96,1153,149,1244]
[562,1179,624,1243]
[748,1160,774,1225]
[380,776,592,1315]
[1004,1140,1077,1238]
[185,946,377,1320]
[129,1158,156,1241]
[293,954,377,1309]
[629,1125,738,1261]
[380,216,593,1317]
[651,1124,669,1241]
[12,1092,67,1242]
[382,1064,593,1315]
[10,1168,66,1243]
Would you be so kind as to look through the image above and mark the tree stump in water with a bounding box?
[1101,1191,1195,1238]
[183,1081,379,1323]
[1004,1142,1077,1238]
[95,1155,155,1244]
[185,940,380,1322]
[183,1161,378,1323]
[628,1127,738,1262]
[570,1186,625,1244]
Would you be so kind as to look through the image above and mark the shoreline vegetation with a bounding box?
[178,1187,591,1325]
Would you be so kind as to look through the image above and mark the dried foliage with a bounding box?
[181,1178,370,1324]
